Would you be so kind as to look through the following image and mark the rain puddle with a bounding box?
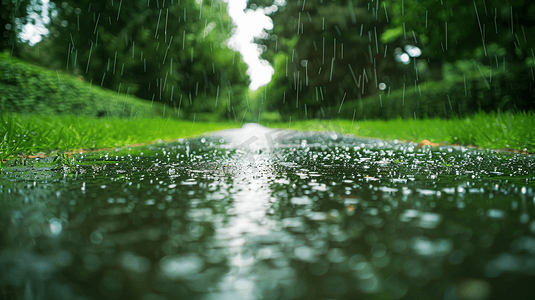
[1,124,534,300]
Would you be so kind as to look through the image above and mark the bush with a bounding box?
[0,52,167,118]
[341,64,535,120]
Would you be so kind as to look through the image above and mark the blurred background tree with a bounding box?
[382,0,535,78]
[3,0,534,121]
[19,0,249,120]
[378,0,535,117]
[0,0,33,55]
[252,0,535,119]
[250,0,420,119]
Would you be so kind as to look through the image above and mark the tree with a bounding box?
[382,0,535,74]
[249,0,412,119]
[39,0,247,119]
[0,0,34,55]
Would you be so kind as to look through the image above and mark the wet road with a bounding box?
[1,124,535,300]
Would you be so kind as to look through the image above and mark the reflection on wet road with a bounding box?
[1,124,535,300]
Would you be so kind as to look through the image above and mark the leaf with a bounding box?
[380,27,403,44]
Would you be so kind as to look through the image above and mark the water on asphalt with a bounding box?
[1,124,535,300]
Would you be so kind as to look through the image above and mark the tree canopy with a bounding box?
[1,0,34,55]
[250,0,535,118]
[3,0,534,120]
[383,0,535,65]
[24,0,249,119]
[251,0,414,118]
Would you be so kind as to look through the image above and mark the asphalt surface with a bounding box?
[1,124,535,300]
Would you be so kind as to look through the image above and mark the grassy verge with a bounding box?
[0,114,240,162]
[2,111,533,171]
[267,111,535,153]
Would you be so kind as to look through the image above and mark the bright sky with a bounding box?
[20,0,50,45]
[225,0,284,90]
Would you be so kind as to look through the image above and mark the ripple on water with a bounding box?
[412,237,453,257]
[487,209,506,219]
[121,252,151,274]
[159,253,204,280]
[418,212,442,229]
[290,196,313,206]
[294,246,317,262]
[2,126,535,300]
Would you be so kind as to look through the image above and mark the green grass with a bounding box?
[2,111,533,169]
[266,111,535,153]
[1,51,534,166]
[0,114,240,163]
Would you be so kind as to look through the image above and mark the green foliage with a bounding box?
[340,64,535,120]
[55,152,76,171]
[254,0,535,119]
[382,0,535,64]
[253,0,429,118]
[0,52,172,117]
[35,0,248,118]
[0,0,33,53]
[381,27,404,44]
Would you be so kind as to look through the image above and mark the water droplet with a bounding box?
[90,230,103,244]
[487,209,506,219]
[160,253,204,280]
[49,218,62,236]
